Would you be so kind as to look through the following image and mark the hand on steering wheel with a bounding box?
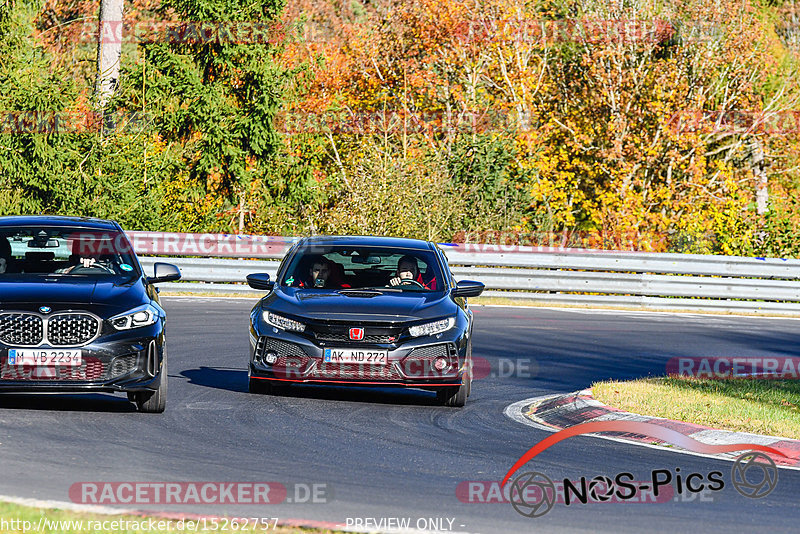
[389,276,424,288]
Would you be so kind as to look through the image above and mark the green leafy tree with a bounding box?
[0,0,85,215]
[115,0,295,231]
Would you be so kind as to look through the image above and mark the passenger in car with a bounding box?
[294,256,350,289]
[388,255,437,290]
[305,256,331,287]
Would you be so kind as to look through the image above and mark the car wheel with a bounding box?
[437,380,468,407]
[248,376,273,394]
[132,351,167,413]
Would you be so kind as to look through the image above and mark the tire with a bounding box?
[132,350,167,413]
[437,380,468,407]
[248,376,273,394]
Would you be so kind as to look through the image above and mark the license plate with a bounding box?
[323,348,388,365]
[8,349,82,366]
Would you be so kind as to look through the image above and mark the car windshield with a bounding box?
[280,245,444,292]
[0,226,140,281]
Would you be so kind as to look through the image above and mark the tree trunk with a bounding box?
[751,139,768,215]
[95,0,124,112]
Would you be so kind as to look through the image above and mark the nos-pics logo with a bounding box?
[503,421,783,518]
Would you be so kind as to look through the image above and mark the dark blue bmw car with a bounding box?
[246,236,484,407]
[0,216,180,412]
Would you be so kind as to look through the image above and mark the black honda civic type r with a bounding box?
[246,236,484,407]
[0,216,180,412]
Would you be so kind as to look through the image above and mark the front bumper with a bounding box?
[248,325,469,388]
[0,325,165,393]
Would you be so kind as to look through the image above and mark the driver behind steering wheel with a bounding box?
[388,255,435,290]
[56,237,115,274]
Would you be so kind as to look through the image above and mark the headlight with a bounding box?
[408,317,455,337]
[110,304,161,330]
[264,311,306,332]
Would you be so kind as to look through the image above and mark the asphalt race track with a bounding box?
[1,297,799,533]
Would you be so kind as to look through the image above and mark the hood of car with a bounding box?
[263,287,457,323]
[0,277,147,315]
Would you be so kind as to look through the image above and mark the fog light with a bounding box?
[434,357,448,371]
[264,351,278,365]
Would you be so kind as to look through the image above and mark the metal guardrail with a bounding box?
[139,246,800,315]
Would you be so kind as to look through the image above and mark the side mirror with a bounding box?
[148,262,181,284]
[452,280,484,298]
[247,273,274,291]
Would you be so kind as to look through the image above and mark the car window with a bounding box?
[280,245,443,291]
[0,227,140,280]
[436,247,456,288]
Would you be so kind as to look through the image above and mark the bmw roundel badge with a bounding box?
[39,306,52,314]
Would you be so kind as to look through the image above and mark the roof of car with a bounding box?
[297,235,434,250]
[0,215,120,230]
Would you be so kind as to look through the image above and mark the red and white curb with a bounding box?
[504,390,800,470]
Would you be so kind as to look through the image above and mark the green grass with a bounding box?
[0,502,332,533]
[591,377,800,440]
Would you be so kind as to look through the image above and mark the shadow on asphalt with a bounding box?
[0,393,135,412]
[271,383,444,406]
[181,366,447,406]
[181,366,249,393]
